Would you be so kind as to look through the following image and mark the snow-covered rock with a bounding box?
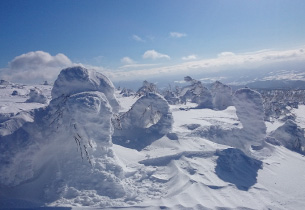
[52,66,120,113]
[113,93,173,150]
[270,119,305,153]
[25,88,48,104]
[211,81,233,110]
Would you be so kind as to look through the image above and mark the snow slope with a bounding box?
[1,68,305,209]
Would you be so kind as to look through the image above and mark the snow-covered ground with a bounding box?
[1,68,305,210]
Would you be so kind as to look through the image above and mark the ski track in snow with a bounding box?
[1,80,305,210]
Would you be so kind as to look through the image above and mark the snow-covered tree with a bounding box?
[211,81,233,110]
[113,93,173,150]
[25,88,48,104]
[136,80,158,97]
[179,76,213,108]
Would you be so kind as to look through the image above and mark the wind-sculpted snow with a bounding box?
[0,67,128,206]
[52,66,120,112]
[113,93,173,150]
[270,119,305,153]
[211,81,233,110]
[2,73,305,209]
[233,88,267,141]
[136,80,158,97]
[192,88,266,154]
[179,76,213,109]
[25,88,48,104]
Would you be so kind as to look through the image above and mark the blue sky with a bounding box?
[1,0,305,84]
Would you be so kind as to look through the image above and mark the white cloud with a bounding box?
[106,47,305,81]
[1,51,72,84]
[132,34,145,42]
[142,50,170,60]
[121,56,135,64]
[182,54,197,61]
[218,52,236,57]
[119,63,159,69]
[170,32,187,38]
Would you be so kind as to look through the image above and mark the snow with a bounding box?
[52,66,120,113]
[292,104,305,129]
[1,68,305,209]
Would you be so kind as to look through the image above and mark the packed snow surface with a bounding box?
[1,67,305,210]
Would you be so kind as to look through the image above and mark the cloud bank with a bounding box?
[1,51,72,84]
[106,47,305,82]
[1,47,305,85]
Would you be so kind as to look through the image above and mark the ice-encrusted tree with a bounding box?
[211,81,233,110]
[113,93,173,150]
[0,66,128,203]
[179,76,213,108]
[270,120,305,154]
[136,80,159,97]
[25,88,48,104]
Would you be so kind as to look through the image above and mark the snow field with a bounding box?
[1,67,305,209]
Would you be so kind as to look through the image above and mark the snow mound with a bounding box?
[51,66,120,112]
[25,88,48,104]
[113,93,173,150]
[211,81,233,110]
[270,119,305,153]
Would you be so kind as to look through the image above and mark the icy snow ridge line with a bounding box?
[139,150,215,166]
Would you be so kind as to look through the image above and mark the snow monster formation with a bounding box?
[211,81,233,110]
[193,88,266,154]
[52,66,120,113]
[113,93,173,150]
[270,119,305,154]
[179,76,213,109]
[0,67,129,206]
[233,88,267,142]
